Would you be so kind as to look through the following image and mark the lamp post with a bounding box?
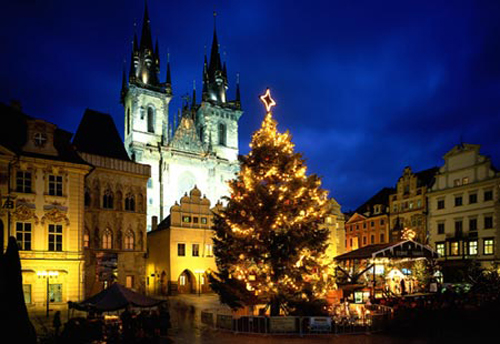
[194,270,204,297]
[37,270,59,318]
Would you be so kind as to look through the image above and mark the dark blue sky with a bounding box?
[2,0,500,211]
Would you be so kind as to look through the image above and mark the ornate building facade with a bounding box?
[146,186,222,295]
[345,188,393,252]
[428,143,500,278]
[0,103,91,316]
[73,109,150,296]
[388,166,438,243]
[121,4,242,230]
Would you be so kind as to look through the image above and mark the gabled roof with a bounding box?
[335,240,439,261]
[414,167,439,188]
[73,109,131,161]
[0,103,87,165]
[169,114,204,154]
[354,187,395,216]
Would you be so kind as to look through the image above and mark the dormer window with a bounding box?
[33,132,47,147]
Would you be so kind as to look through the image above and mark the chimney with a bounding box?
[152,216,158,231]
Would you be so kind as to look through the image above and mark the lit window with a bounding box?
[454,179,461,187]
[201,217,208,224]
[436,243,445,256]
[468,241,478,255]
[23,285,31,304]
[102,229,112,249]
[48,175,63,196]
[462,177,469,185]
[126,275,134,289]
[16,222,32,251]
[48,224,63,251]
[205,244,213,257]
[183,216,191,223]
[16,171,32,193]
[450,242,459,256]
[180,275,186,286]
[49,284,62,303]
[83,230,90,248]
[124,230,135,250]
[484,239,494,255]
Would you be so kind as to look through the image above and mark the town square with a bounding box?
[1,0,499,343]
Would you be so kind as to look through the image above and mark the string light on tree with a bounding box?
[209,88,336,316]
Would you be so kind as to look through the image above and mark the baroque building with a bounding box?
[345,188,393,252]
[0,103,91,316]
[121,4,242,231]
[388,166,438,243]
[146,186,222,295]
[73,109,150,296]
[427,144,500,280]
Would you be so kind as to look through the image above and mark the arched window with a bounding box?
[125,194,135,212]
[83,229,90,248]
[147,106,155,133]
[124,230,135,250]
[103,190,114,209]
[218,123,226,146]
[102,229,112,249]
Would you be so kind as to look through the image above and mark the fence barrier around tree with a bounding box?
[200,304,393,335]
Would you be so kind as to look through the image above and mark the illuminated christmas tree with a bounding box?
[209,89,335,315]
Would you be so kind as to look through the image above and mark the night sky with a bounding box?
[2,0,500,211]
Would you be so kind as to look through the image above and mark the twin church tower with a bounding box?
[120,3,242,231]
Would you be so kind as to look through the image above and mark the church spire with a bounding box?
[140,0,153,51]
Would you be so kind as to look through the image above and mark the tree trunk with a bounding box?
[270,297,281,316]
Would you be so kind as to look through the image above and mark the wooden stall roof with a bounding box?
[335,240,439,261]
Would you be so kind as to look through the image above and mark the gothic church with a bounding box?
[120,4,242,230]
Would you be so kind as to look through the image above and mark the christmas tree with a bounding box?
[209,89,336,315]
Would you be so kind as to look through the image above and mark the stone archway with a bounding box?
[178,269,195,294]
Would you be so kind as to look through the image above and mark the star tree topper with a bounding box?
[260,88,276,113]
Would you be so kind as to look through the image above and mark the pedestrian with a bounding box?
[53,311,62,337]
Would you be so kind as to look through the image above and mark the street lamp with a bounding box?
[194,270,204,297]
[37,270,59,318]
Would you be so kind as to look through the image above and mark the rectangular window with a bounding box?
[16,222,32,251]
[484,239,494,255]
[16,171,32,193]
[362,236,366,245]
[484,190,493,201]
[193,217,199,224]
[380,219,385,226]
[469,218,477,231]
[417,199,422,208]
[450,242,459,256]
[437,223,445,235]
[201,217,208,224]
[462,177,469,185]
[49,284,62,303]
[205,243,213,257]
[48,224,63,252]
[484,216,493,229]
[370,221,375,227]
[454,196,463,207]
[469,193,477,204]
[177,243,186,256]
[436,243,445,256]
[468,241,478,255]
[182,216,191,223]
[437,199,445,210]
[48,175,63,196]
[454,179,461,187]
[380,233,385,243]
[370,235,375,244]
[126,275,134,289]
[192,243,200,257]
[23,285,31,304]
[454,220,463,237]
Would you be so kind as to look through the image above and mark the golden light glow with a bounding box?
[259,88,276,112]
